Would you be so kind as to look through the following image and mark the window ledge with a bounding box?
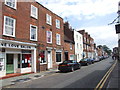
[5,4,17,10]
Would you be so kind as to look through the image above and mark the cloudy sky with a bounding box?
[36,0,119,49]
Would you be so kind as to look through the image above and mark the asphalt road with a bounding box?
[5,57,115,88]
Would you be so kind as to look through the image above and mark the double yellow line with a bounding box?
[94,60,117,90]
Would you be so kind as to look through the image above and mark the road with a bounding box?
[4,57,115,88]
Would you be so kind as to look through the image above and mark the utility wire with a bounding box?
[108,15,120,25]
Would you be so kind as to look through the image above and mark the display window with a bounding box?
[0,53,5,71]
[22,54,31,68]
[39,51,46,63]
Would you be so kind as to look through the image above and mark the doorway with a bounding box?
[47,51,52,69]
[6,54,14,74]
[64,52,68,60]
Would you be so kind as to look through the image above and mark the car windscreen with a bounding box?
[63,60,72,63]
[81,59,87,61]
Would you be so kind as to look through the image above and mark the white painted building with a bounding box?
[0,39,37,77]
[74,30,83,62]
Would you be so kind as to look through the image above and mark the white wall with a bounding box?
[74,30,83,62]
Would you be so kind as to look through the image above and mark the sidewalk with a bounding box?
[107,60,120,89]
[0,69,58,88]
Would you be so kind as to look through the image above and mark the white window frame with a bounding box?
[30,24,37,41]
[31,5,38,19]
[56,19,60,29]
[69,54,74,60]
[56,34,61,45]
[46,31,52,43]
[70,43,72,50]
[5,0,17,9]
[3,16,16,37]
[46,14,52,25]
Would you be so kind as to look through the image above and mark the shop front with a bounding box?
[0,39,37,77]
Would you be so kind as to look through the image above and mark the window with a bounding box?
[56,34,61,45]
[46,31,52,43]
[70,43,72,50]
[39,51,46,63]
[76,35,78,40]
[31,5,38,19]
[77,43,79,49]
[5,0,17,9]
[70,55,74,60]
[56,19,60,29]
[56,52,62,62]
[46,14,52,25]
[30,25,37,41]
[22,54,31,68]
[3,16,16,37]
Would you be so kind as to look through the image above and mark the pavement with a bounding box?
[106,59,120,89]
[0,69,59,89]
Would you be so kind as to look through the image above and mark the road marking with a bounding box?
[94,60,117,90]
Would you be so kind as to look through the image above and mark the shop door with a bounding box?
[6,54,14,74]
[47,51,52,69]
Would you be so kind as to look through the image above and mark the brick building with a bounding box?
[36,2,64,71]
[0,0,64,77]
[64,22,75,60]
[0,1,38,77]
[78,30,95,59]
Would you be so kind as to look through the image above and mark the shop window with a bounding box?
[22,54,31,68]
[39,51,46,63]
[3,16,16,37]
[0,53,5,71]
[5,0,17,9]
[56,52,62,62]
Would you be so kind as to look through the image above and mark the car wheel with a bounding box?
[86,63,89,66]
[78,65,81,69]
[71,67,74,72]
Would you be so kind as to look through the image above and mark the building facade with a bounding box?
[78,30,95,59]
[36,2,64,71]
[0,0,64,77]
[74,30,83,61]
[0,1,38,77]
[64,22,75,60]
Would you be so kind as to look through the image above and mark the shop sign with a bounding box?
[0,43,32,49]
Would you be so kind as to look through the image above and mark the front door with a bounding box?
[64,52,68,60]
[6,54,14,74]
[47,51,52,69]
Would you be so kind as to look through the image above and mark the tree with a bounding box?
[97,45,112,55]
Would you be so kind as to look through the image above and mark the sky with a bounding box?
[36,0,119,50]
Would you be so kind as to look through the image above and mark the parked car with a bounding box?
[58,60,81,72]
[94,57,100,62]
[89,58,95,64]
[79,58,91,66]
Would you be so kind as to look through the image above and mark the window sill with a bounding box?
[30,39,37,42]
[5,4,17,10]
[3,34,15,38]
[40,63,47,65]
[30,16,38,20]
